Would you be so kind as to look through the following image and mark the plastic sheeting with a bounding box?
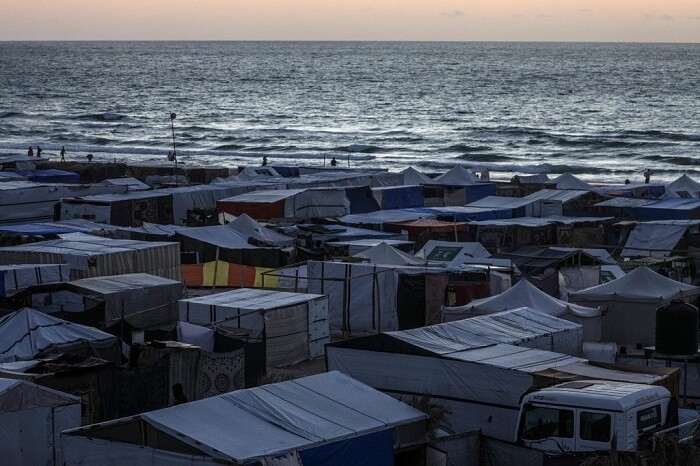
[0,263,69,296]
[549,173,594,191]
[353,242,426,266]
[637,198,700,221]
[665,174,700,198]
[372,185,424,210]
[621,222,689,257]
[416,240,490,268]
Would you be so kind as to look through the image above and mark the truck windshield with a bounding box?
[521,405,574,440]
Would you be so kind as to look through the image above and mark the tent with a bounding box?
[179,288,330,368]
[434,166,480,185]
[226,214,294,247]
[217,188,351,220]
[415,240,490,268]
[401,166,434,185]
[352,242,426,266]
[636,198,700,221]
[548,173,594,191]
[0,308,120,364]
[569,266,700,345]
[325,238,415,257]
[34,273,183,331]
[103,177,151,191]
[442,279,602,340]
[621,220,700,257]
[665,174,700,198]
[372,185,424,209]
[61,371,428,466]
[0,378,81,466]
[0,233,181,280]
[0,264,69,297]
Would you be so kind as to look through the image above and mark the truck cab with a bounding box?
[516,380,676,453]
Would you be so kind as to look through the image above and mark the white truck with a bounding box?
[517,380,677,453]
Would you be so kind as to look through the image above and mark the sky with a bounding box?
[1,0,699,42]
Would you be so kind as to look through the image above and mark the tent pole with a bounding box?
[212,247,220,291]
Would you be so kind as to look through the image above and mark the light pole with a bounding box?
[170,112,178,186]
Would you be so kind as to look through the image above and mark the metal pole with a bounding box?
[170,112,178,186]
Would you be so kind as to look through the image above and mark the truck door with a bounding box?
[577,409,614,452]
[519,404,576,453]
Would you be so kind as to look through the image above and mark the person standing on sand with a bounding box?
[262,155,268,166]
[27,147,33,157]
[330,157,338,167]
[36,146,42,158]
[644,169,653,184]
[60,146,66,162]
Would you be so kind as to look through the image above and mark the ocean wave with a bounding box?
[0,111,21,118]
[73,113,127,121]
[446,144,492,153]
[334,144,387,153]
[640,155,698,166]
[457,153,509,162]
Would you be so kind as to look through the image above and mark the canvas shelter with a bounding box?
[179,288,330,368]
[665,174,700,198]
[0,263,69,297]
[31,273,183,332]
[372,185,424,210]
[442,279,603,340]
[415,240,491,269]
[0,378,81,466]
[621,220,700,257]
[352,242,426,266]
[636,198,700,221]
[327,337,582,439]
[400,166,434,185]
[217,187,351,220]
[434,166,480,185]
[61,371,428,466]
[387,218,469,244]
[0,181,126,225]
[306,260,449,333]
[568,266,700,346]
[547,173,594,191]
[0,308,120,364]
[0,233,181,280]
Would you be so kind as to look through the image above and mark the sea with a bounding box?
[0,41,698,182]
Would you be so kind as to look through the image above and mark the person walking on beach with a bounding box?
[330,157,338,167]
[60,146,66,162]
[36,146,42,158]
[644,169,653,184]
[86,153,93,163]
[27,146,33,157]
[262,155,268,166]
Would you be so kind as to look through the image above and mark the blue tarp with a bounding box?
[0,224,83,235]
[596,184,665,199]
[15,169,80,183]
[412,206,512,222]
[636,198,700,221]
[464,182,497,203]
[346,185,381,214]
[299,428,394,466]
[380,185,424,209]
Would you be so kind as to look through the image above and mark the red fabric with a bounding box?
[452,282,490,306]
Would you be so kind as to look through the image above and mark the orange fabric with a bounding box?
[227,263,257,287]
[181,264,204,287]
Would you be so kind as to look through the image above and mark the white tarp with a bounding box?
[226,214,294,246]
[442,279,602,340]
[665,173,700,198]
[548,173,594,191]
[0,378,80,466]
[179,288,330,367]
[621,222,690,257]
[61,371,427,464]
[401,166,433,185]
[434,166,479,185]
[307,261,398,334]
[0,264,70,296]
[415,240,490,268]
[558,266,601,301]
[569,266,700,345]
[353,242,426,266]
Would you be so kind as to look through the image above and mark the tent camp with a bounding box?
[0,233,181,280]
[306,261,449,333]
[0,378,81,466]
[217,188,351,220]
[0,264,69,297]
[0,308,120,364]
[61,371,428,466]
[415,240,491,268]
[442,279,603,340]
[31,273,183,332]
[568,266,700,345]
[352,242,426,266]
[620,220,700,257]
[179,288,330,368]
[665,174,700,198]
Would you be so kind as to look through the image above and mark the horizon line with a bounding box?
[1,39,699,45]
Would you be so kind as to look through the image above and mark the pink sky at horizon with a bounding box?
[1,0,699,42]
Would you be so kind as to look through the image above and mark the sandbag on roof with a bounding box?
[353,242,425,266]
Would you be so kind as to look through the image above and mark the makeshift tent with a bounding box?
[0,233,181,280]
[62,371,428,466]
[352,242,426,266]
[597,183,666,199]
[493,246,606,273]
[434,166,479,185]
[401,166,434,185]
[0,181,126,225]
[548,173,594,191]
[307,261,448,333]
[621,220,700,257]
[636,198,700,221]
[0,264,69,297]
[665,174,700,198]
[226,214,294,246]
[0,219,123,237]
[324,238,415,257]
[0,378,81,466]
[372,185,424,209]
[34,273,183,331]
[415,240,490,268]
[179,288,330,368]
[442,279,602,340]
[388,218,469,242]
[569,266,700,345]
[103,177,151,191]
[0,308,120,364]
[217,188,351,220]
[15,168,80,183]
[521,189,603,216]
[327,339,582,440]
[181,261,280,288]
